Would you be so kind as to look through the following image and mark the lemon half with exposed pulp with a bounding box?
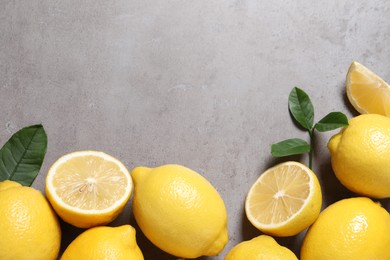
[245,161,322,237]
[46,151,132,228]
[346,61,390,116]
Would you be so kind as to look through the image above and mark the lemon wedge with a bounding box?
[346,61,390,116]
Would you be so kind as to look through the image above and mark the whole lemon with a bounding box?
[301,197,390,260]
[225,235,297,260]
[61,225,143,260]
[0,180,61,260]
[328,114,390,198]
[131,164,228,258]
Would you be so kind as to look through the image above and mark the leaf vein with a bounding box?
[8,127,40,181]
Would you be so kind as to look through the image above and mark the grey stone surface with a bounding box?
[1,0,390,258]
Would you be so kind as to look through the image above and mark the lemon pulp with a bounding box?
[346,61,390,116]
[46,151,132,228]
[245,161,322,236]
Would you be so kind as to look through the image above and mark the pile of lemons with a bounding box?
[1,61,390,260]
[0,156,229,259]
[237,61,390,259]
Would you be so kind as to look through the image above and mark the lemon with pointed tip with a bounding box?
[61,225,143,260]
[301,197,390,259]
[131,164,228,258]
[0,180,61,260]
[328,114,390,198]
[225,235,297,260]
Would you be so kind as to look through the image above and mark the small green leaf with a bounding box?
[314,112,349,132]
[0,124,47,186]
[271,138,311,157]
[289,87,314,130]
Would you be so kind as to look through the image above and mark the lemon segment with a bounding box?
[245,161,322,237]
[346,61,390,116]
[301,197,390,260]
[46,151,132,228]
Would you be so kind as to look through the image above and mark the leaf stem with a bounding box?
[308,129,314,169]
[270,87,348,170]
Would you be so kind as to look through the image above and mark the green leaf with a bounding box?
[271,138,311,157]
[288,87,314,130]
[0,125,47,186]
[314,112,349,132]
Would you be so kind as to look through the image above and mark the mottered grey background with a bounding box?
[1,0,390,259]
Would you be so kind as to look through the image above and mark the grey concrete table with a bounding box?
[1,1,390,259]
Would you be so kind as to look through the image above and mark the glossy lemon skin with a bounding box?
[0,181,61,260]
[328,114,390,198]
[225,235,297,260]
[61,225,143,260]
[301,197,390,260]
[132,164,228,259]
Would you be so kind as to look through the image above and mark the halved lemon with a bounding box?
[245,161,322,237]
[346,61,390,116]
[45,151,132,228]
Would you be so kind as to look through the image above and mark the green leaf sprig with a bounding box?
[271,87,348,169]
[0,124,47,186]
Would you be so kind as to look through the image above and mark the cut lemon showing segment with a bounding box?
[45,151,132,228]
[245,161,322,237]
[346,61,390,116]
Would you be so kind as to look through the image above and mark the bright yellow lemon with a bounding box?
[61,225,143,260]
[328,114,390,198]
[225,235,297,260]
[131,164,228,258]
[0,180,61,260]
[301,197,390,259]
